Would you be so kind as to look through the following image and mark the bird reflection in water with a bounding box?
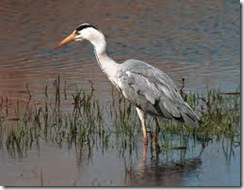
[125,142,204,186]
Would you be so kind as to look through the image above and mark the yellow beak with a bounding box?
[56,31,76,48]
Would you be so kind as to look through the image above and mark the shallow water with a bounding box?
[0,134,240,186]
[0,0,240,187]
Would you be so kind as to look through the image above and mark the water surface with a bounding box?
[0,0,240,186]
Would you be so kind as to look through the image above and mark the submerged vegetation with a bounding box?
[0,76,240,160]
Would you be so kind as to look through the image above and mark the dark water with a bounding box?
[0,0,240,186]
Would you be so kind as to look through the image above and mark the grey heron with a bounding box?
[57,23,200,144]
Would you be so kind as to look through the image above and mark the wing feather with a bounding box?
[116,59,200,127]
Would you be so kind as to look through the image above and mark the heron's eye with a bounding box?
[75,30,80,35]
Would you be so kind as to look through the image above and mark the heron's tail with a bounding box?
[179,103,201,128]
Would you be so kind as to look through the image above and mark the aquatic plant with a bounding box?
[0,76,240,161]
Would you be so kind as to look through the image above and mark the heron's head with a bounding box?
[57,23,103,48]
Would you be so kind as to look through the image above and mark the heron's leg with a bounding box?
[136,107,148,144]
[138,143,148,171]
[152,118,160,142]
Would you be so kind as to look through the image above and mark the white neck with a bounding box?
[84,29,119,84]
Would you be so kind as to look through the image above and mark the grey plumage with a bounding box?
[58,23,200,143]
[116,59,200,128]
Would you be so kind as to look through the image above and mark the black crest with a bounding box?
[75,23,99,32]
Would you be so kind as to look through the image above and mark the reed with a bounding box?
[0,76,240,160]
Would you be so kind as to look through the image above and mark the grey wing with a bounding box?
[117,62,200,127]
